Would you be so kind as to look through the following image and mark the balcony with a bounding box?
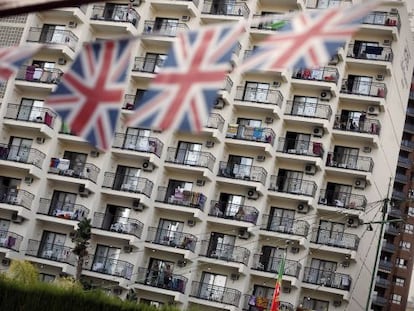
[199,240,250,264]
[135,267,188,293]
[404,122,414,134]
[189,281,241,306]
[303,267,351,291]
[285,100,332,120]
[112,133,163,158]
[150,0,199,17]
[201,0,250,18]
[333,115,381,136]
[122,94,136,111]
[292,67,339,84]
[165,148,216,171]
[15,65,63,86]
[310,228,359,250]
[143,20,188,37]
[225,124,276,146]
[397,156,412,168]
[261,215,309,237]
[394,173,408,184]
[382,242,396,253]
[26,27,78,52]
[375,277,390,288]
[155,186,207,211]
[101,172,154,198]
[378,260,393,272]
[0,187,34,210]
[385,224,399,235]
[209,200,259,224]
[362,11,400,31]
[205,113,225,132]
[371,295,388,307]
[92,212,143,238]
[26,240,76,265]
[83,255,134,280]
[0,230,23,251]
[48,159,100,183]
[306,0,351,9]
[242,295,294,311]
[391,190,405,201]
[326,152,374,172]
[341,79,387,98]
[37,198,89,221]
[90,4,139,32]
[250,14,288,34]
[217,162,267,185]
[146,227,197,252]
[221,76,233,94]
[3,103,57,131]
[251,254,301,278]
[0,144,45,169]
[347,43,393,62]
[234,86,284,109]
[276,138,324,158]
[319,189,367,211]
[132,56,165,75]
[388,208,402,218]
[269,176,317,197]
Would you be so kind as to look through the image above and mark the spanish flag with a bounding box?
[270,256,285,311]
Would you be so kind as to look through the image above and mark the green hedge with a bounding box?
[0,278,177,311]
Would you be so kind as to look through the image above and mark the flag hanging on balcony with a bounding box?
[127,22,245,132]
[0,45,40,82]
[270,255,285,311]
[239,0,379,73]
[46,38,134,151]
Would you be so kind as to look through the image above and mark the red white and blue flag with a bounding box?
[127,22,245,132]
[240,1,379,73]
[0,46,40,81]
[46,39,133,151]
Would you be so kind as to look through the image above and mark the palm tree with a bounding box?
[72,218,92,281]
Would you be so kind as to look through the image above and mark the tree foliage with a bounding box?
[6,260,39,285]
[72,217,92,280]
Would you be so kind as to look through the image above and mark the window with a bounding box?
[317,220,345,245]
[156,219,184,246]
[39,273,55,283]
[331,146,359,169]
[7,136,33,162]
[292,96,318,117]
[268,207,295,232]
[276,169,303,193]
[394,277,405,287]
[17,98,45,122]
[258,246,285,272]
[153,18,179,36]
[39,24,66,44]
[102,204,132,232]
[147,258,175,288]
[39,231,66,259]
[408,207,414,217]
[199,272,227,302]
[175,141,202,165]
[404,223,414,234]
[207,232,236,260]
[50,191,77,217]
[395,258,407,268]
[283,131,311,154]
[63,151,88,176]
[391,294,402,304]
[123,127,151,151]
[302,298,329,311]
[243,82,270,102]
[92,244,121,274]
[114,165,141,191]
[399,240,411,250]
[217,193,245,218]
[142,53,167,73]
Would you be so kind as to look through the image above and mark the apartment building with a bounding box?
[0,0,413,310]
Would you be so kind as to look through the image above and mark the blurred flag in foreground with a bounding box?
[270,255,285,311]
[0,46,40,81]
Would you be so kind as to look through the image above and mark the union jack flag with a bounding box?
[0,45,40,81]
[240,1,379,73]
[46,39,134,151]
[127,23,245,132]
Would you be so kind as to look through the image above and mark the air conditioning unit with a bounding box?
[130,0,142,7]
[58,57,67,65]
[305,164,316,175]
[347,216,361,228]
[272,81,281,88]
[24,176,33,185]
[319,197,327,204]
[182,15,190,21]
[238,228,250,239]
[196,179,205,186]
[214,98,225,109]
[265,116,274,124]
[142,161,154,172]
[383,39,392,46]
[390,8,398,14]
[247,189,259,200]
[132,199,144,211]
[11,212,23,223]
[79,184,89,197]
[297,203,309,214]
[36,137,45,144]
[1,258,11,266]
[90,150,100,158]
[230,273,240,281]
[68,21,77,28]
[342,260,350,268]
[319,90,332,101]
[187,219,196,227]
[328,54,339,65]
[313,126,324,137]
[257,155,266,162]
[123,245,133,253]
[291,246,299,254]
[177,259,187,267]
[69,231,76,239]
[376,74,385,81]
[363,146,372,153]
[282,285,291,293]
[206,140,215,148]
[354,178,366,190]
[333,300,342,307]
[367,105,380,116]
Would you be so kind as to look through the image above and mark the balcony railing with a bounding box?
[15,65,63,84]
[199,240,250,264]
[143,20,188,36]
[397,156,412,167]
[206,113,225,131]
[347,43,393,62]
[234,86,283,107]
[48,159,100,183]
[394,173,408,183]
[26,27,78,51]
[326,152,374,172]
[319,189,367,211]
[293,67,339,84]
[0,187,34,210]
[91,4,139,27]
[226,124,276,146]
[242,295,294,311]
[276,138,324,157]
[391,190,405,201]
[251,254,301,277]
[222,76,233,93]
[388,208,402,218]
[190,281,241,306]
[375,277,390,288]
[382,242,396,253]
[371,295,388,306]
[132,56,165,73]
[269,176,317,197]
[362,11,400,31]
[218,161,267,185]
[303,267,352,290]
[102,172,153,198]
[341,79,387,98]
[401,139,414,150]
[38,198,89,221]
[26,240,76,265]
[92,212,144,238]
[285,100,332,120]
[0,143,45,168]
[155,186,207,211]
[209,200,259,224]
[333,115,381,135]
[83,255,133,280]
[165,147,216,171]
[122,94,136,110]
[385,224,399,235]
[146,227,197,252]
[261,215,309,237]
[202,0,250,18]
[378,260,393,271]
[4,103,57,128]
[0,230,23,251]
[112,133,163,158]
[135,267,188,293]
[310,228,359,250]
[306,0,351,9]
[251,14,288,31]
